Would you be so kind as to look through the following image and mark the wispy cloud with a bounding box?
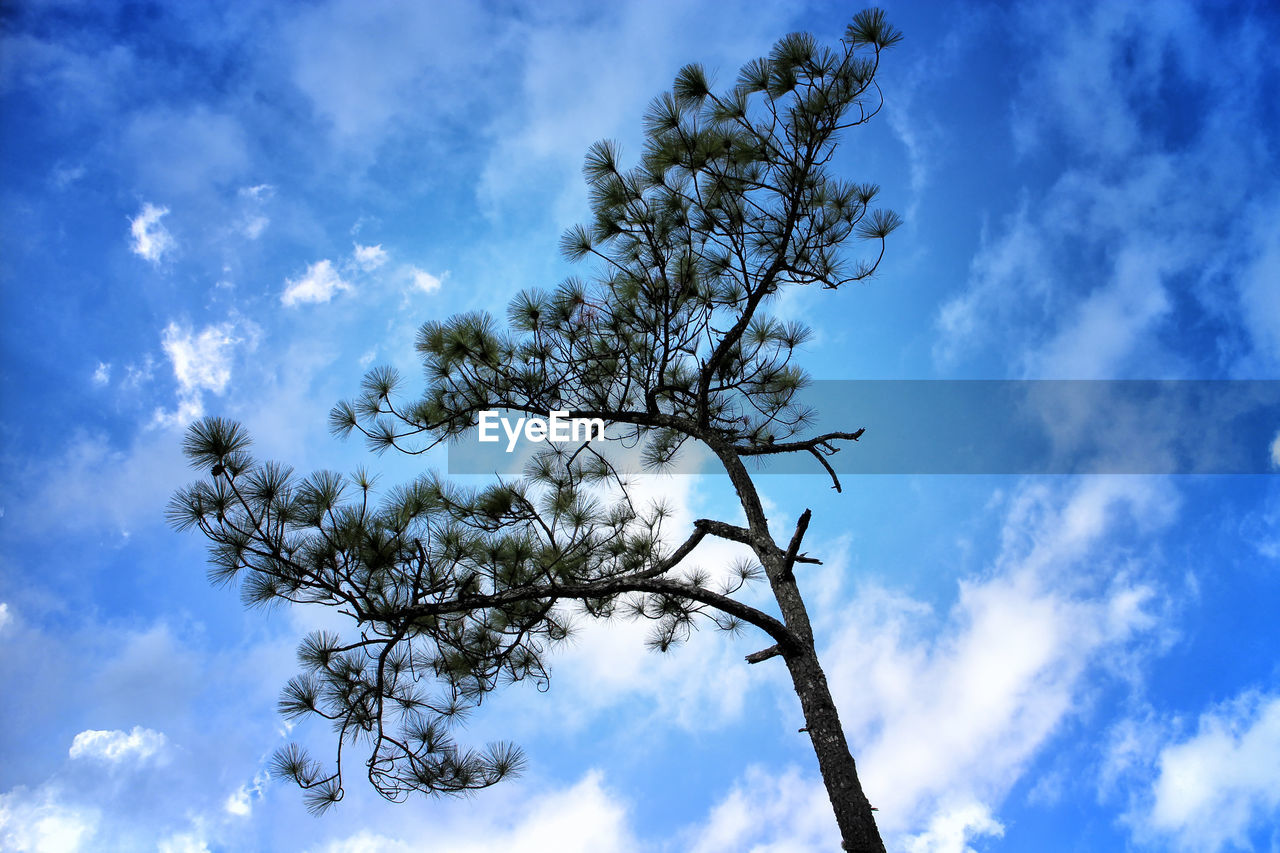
[20,430,186,537]
[352,243,388,271]
[91,362,111,386]
[284,1,496,151]
[129,203,175,264]
[475,2,791,225]
[881,12,984,224]
[1232,195,1280,374]
[239,184,273,201]
[236,184,274,240]
[281,259,351,307]
[832,479,1174,841]
[50,162,86,189]
[934,1,1277,379]
[0,786,100,852]
[158,830,213,853]
[154,319,252,426]
[123,106,250,197]
[1128,690,1280,852]
[223,770,268,818]
[687,766,840,851]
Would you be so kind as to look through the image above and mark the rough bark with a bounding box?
[785,645,884,852]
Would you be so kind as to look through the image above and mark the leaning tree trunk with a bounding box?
[716,445,885,852]
[784,631,884,852]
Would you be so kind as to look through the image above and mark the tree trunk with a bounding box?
[712,444,884,851]
[784,644,885,852]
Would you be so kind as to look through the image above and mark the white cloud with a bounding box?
[223,790,251,818]
[154,320,248,426]
[353,243,388,271]
[68,726,167,764]
[1100,709,1168,798]
[163,323,236,395]
[282,259,352,307]
[0,610,304,851]
[824,479,1174,842]
[902,801,1004,853]
[239,184,274,202]
[129,203,175,264]
[682,478,1177,850]
[1027,243,1172,378]
[308,771,637,853]
[0,603,10,632]
[1271,431,1280,470]
[935,166,1189,378]
[408,266,445,294]
[539,603,753,732]
[0,786,99,853]
[224,770,268,818]
[687,765,838,852]
[91,362,110,386]
[1008,3,1182,160]
[1131,690,1280,852]
[932,200,1053,370]
[158,831,211,853]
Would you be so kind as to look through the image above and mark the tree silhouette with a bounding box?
[170,10,902,850]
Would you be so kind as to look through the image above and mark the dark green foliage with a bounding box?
[171,419,701,809]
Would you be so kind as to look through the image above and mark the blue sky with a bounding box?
[1,0,1279,850]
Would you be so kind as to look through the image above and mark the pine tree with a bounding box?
[170,10,902,850]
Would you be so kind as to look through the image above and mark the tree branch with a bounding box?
[693,518,756,547]
[745,643,784,664]
[781,508,812,580]
[735,428,865,456]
